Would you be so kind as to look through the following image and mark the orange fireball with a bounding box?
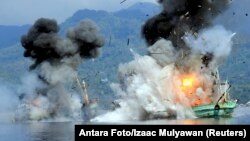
[180,74,200,97]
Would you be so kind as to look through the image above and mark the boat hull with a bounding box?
[192,101,237,118]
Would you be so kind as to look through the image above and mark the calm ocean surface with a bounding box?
[0,105,249,141]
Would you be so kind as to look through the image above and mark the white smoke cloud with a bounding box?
[184,25,235,66]
[92,25,235,122]
[92,50,196,122]
[17,73,46,98]
[148,39,177,67]
[0,71,83,122]
[0,83,19,122]
[39,62,76,85]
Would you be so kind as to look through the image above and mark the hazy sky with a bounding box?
[0,0,157,25]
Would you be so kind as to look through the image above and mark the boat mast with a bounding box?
[75,73,90,106]
[216,68,222,95]
[215,68,229,104]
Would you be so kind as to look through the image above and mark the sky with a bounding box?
[0,0,157,25]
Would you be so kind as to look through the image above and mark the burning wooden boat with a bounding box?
[191,81,237,118]
[179,70,237,118]
[192,100,237,118]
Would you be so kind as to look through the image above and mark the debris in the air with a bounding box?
[120,0,127,4]
[109,35,112,46]
[127,38,130,46]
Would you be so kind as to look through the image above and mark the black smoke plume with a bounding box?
[142,0,231,48]
[21,18,105,70]
[67,20,105,58]
[17,18,105,120]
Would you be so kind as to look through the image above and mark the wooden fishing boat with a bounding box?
[192,100,237,118]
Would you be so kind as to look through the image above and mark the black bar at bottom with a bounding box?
[75,125,249,139]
